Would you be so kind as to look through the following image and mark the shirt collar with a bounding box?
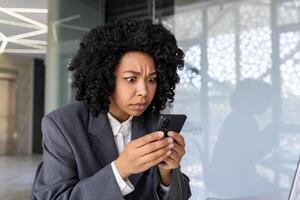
[107,112,133,136]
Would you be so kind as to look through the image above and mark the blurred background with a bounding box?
[0,0,300,199]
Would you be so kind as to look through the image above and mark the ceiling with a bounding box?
[0,0,47,58]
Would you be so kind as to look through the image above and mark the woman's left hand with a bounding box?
[158,131,185,180]
[158,131,186,186]
[158,131,186,170]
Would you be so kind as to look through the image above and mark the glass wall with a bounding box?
[156,0,300,199]
[46,0,105,113]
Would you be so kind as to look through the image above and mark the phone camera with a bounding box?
[162,119,170,129]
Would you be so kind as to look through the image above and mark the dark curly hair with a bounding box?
[68,18,184,117]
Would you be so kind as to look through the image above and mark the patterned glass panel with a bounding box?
[158,0,300,199]
[278,0,300,25]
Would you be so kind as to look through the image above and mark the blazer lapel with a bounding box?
[88,112,119,166]
[128,115,149,187]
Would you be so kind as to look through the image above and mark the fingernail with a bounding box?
[168,137,173,143]
[167,151,171,155]
[157,132,164,137]
[168,143,174,149]
[168,132,173,136]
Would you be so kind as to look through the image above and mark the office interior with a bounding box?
[0,0,300,199]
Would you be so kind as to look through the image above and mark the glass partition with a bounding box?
[46,0,105,113]
[156,0,300,199]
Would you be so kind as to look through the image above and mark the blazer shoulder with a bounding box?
[45,101,90,125]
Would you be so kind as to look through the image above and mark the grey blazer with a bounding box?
[32,102,191,200]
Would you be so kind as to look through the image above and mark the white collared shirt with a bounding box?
[107,112,170,196]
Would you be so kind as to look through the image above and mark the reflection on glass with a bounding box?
[208,79,279,198]
[157,0,300,199]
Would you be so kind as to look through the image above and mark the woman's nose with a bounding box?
[137,82,148,97]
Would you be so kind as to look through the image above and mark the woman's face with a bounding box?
[109,51,157,122]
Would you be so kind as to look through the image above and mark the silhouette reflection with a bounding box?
[208,79,280,198]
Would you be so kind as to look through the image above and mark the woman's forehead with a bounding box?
[117,51,156,73]
[119,51,154,63]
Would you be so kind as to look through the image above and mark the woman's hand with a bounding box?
[158,131,186,186]
[159,131,186,169]
[115,131,174,180]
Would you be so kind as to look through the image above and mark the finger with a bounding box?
[140,144,173,164]
[167,131,185,147]
[171,143,185,157]
[163,155,179,168]
[168,150,181,162]
[132,131,164,147]
[142,151,171,169]
[138,137,174,156]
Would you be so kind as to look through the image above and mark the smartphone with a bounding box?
[155,114,187,137]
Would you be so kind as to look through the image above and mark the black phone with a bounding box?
[155,114,187,137]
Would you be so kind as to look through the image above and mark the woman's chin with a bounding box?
[128,109,146,116]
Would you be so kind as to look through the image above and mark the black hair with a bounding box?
[68,18,184,117]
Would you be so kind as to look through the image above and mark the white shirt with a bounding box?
[107,112,170,196]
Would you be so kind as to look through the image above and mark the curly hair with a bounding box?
[68,18,184,117]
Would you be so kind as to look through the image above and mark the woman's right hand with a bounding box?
[114,131,174,180]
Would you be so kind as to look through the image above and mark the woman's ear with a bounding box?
[151,105,156,112]
[108,96,113,104]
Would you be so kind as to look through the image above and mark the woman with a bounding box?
[32,18,191,200]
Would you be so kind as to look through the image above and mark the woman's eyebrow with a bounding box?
[148,71,157,75]
[122,70,140,75]
[122,70,157,75]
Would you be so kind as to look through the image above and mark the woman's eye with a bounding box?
[148,77,157,84]
[125,77,136,83]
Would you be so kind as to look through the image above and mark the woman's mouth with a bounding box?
[129,103,147,111]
